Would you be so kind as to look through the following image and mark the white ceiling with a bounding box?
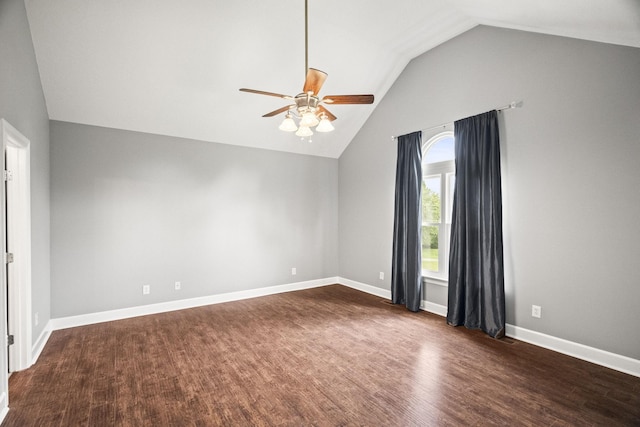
[25,0,640,158]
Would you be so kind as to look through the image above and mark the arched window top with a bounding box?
[423,131,454,165]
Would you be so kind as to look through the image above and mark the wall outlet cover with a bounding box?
[532,305,541,318]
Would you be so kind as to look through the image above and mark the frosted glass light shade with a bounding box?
[295,126,313,137]
[316,116,334,132]
[278,114,298,132]
[300,112,319,127]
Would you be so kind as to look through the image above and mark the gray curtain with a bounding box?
[447,111,505,338]
[391,131,422,312]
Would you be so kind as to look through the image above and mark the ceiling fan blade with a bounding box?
[302,68,328,95]
[318,105,337,121]
[322,94,374,105]
[262,105,294,118]
[240,88,293,99]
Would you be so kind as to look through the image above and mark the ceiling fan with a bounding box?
[239,0,374,138]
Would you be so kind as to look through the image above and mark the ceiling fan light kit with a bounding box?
[295,126,314,138]
[239,0,373,140]
[316,114,334,132]
[278,113,298,132]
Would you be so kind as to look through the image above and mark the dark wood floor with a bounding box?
[3,285,639,426]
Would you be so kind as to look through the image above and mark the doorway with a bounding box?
[1,119,32,375]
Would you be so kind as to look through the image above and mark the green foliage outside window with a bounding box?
[421,181,440,249]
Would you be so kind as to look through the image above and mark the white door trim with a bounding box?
[1,119,32,373]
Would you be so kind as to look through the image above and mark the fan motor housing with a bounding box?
[295,93,320,113]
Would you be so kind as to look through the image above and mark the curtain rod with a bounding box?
[391,100,523,140]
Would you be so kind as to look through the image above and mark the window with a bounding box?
[422,132,455,280]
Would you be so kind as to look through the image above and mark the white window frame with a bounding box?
[422,131,455,283]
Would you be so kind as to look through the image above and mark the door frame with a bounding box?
[1,119,32,374]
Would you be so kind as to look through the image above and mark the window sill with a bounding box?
[422,275,448,287]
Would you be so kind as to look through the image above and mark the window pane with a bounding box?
[421,132,455,279]
[424,135,455,164]
[422,176,441,223]
[446,174,455,224]
[422,226,439,272]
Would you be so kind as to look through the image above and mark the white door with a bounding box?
[6,144,19,372]
[0,119,32,381]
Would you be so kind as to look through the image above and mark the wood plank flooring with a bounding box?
[2,284,639,426]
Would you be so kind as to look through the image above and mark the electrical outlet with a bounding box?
[532,305,541,318]
[143,285,150,295]
[292,267,297,275]
[175,281,181,290]
[379,272,384,280]
[35,312,39,326]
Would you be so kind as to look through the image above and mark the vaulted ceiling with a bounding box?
[25,0,640,158]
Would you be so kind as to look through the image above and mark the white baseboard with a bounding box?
[43,276,640,379]
[421,301,447,317]
[31,321,53,366]
[338,276,640,378]
[505,324,640,378]
[338,277,391,299]
[50,277,338,331]
[0,392,8,424]
[338,277,448,317]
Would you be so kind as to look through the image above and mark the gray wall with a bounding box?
[338,26,640,360]
[0,0,51,345]
[50,121,338,317]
